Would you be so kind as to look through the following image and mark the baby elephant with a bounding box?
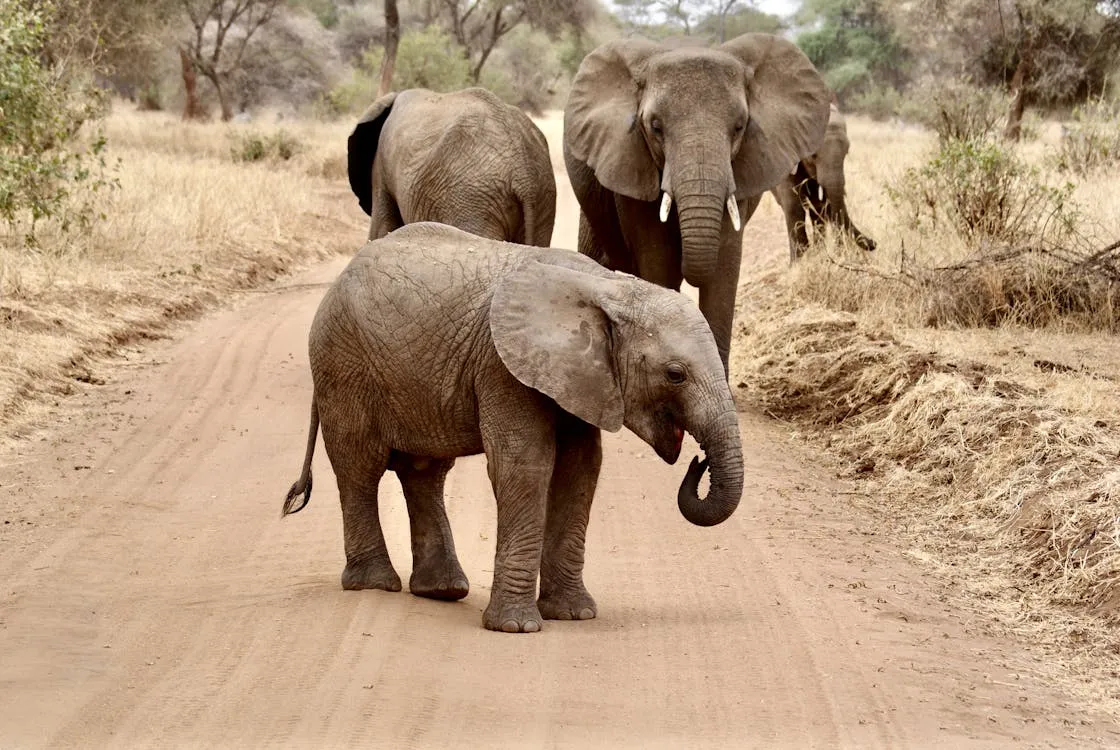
[282,223,744,633]
[348,87,557,246]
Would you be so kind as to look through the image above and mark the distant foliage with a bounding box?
[906,78,1010,146]
[486,27,562,115]
[321,28,472,116]
[796,0,910,102]
[0,0,117,245]
[1052,99,1120,176]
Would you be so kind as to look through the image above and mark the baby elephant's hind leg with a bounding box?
[393,454,469,601]
[336,458,402,592]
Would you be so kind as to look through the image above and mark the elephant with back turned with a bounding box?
[563,33,831,374]
[282,223,743,634]
[771,102,877,262]
[348,87,557,245]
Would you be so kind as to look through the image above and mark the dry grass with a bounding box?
[733,114,1120,708]
[791,117,1120,331]
[0,102,365,438]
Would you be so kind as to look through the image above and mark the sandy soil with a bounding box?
[1,133,1117,749]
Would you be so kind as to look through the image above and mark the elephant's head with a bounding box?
[347,91,399,216]
[564,33,831,286]
[490,251,743,527]
[803,103,876,252]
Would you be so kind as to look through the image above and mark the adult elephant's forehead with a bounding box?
[648,47,743,81]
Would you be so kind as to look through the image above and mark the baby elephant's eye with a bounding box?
[650,117,664,135]
[733,120,746,135]
[666,363,687,384]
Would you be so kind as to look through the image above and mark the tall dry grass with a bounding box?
[790,117,1120,332]
[0,103,365,435]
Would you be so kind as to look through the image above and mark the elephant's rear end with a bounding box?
[349,87,556,247]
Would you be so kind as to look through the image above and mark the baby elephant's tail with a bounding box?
[282,397,319,517]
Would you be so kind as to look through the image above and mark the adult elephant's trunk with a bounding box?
[677,400,743,527]
[668,156,737,287]
[819,169,876,252]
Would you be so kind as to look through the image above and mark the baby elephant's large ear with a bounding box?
[490,258,624,432]
[720,33,831,199]
[347,92,398,216]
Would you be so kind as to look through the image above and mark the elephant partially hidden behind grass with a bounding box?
[282,223,744,634]
[770,102,877,262]
[347,87,557,246]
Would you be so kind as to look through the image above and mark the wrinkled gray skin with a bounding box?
[348,87,557,245]
[771,103,877,263]
[282,223,743,634]
[563,33,831,374]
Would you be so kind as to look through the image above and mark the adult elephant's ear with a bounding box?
[721,33,831,199]
[347,92,398,216]
[564,39,661,202]
[490,258,625,432]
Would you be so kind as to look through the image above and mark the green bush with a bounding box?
[1051,98,1120,176]
[230,130,302,163]
[0,0,117,244]
[888,137,1077,249]
[319,28,473,117]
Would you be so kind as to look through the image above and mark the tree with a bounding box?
[795,0,911,101]
[377,0,400,97]
[1,0,116,243]
[696,4,785,41]
[436,0,595,82]
[892,0,1120,141]
[179,0,282,121]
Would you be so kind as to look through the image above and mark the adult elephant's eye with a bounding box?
[666,363,687,384]
[650,117,663,135]
[733,120,746,135]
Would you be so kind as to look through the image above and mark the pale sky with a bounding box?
[753,0,800,17]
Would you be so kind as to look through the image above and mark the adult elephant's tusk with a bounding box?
[726,196,741,232]
[659,192,672,223]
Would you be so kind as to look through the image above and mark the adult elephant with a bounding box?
[348,87,556,246]
[563,33,831,374]
[771,102,877,262]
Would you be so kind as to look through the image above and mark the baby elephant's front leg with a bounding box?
[481,420,556,633]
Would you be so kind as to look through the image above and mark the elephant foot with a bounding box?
[538,586,597,621]
[341,559,402,592]
[409,558,469,601]
[483,599,543,633]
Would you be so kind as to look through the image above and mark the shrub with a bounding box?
[1051,98,1120,176]
[0,0,117,244]
[887,138,1077,249]
[230,130,302,163]
[906,78,1010,145]
[847,84,903,121]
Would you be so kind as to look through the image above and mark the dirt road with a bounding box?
[1,171,1114,748]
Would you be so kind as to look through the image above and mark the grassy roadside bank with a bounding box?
[0,106,366,442]
[730,113,1120,710]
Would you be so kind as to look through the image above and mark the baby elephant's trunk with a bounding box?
[282,397,319,517]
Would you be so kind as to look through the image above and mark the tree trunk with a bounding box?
[213,74,234,122]
[377,0,400,97]
[180,47,204,121]
[1004,56,1028,142]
